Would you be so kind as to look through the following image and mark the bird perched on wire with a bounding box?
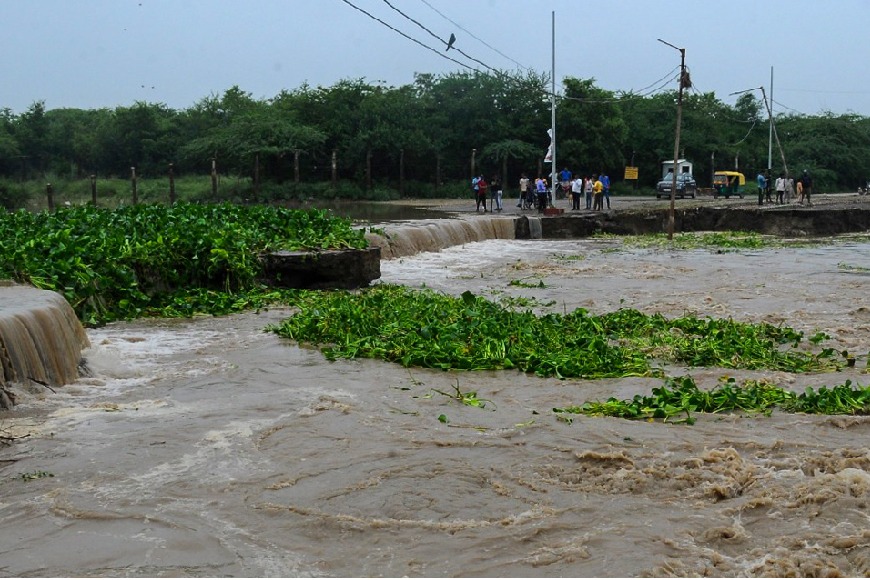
[445,32,456,51]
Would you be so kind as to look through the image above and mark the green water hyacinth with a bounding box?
[0,202,366,324]
[270,285,839,379]
[554,376,870,424]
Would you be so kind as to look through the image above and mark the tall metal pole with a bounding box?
[768,66,774,173]
[659,38,685,240]
[759,86,788,177]
[731,84,787,176]
[550,10,556,194]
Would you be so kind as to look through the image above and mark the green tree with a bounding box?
[558,78,627,177]
[0,108,21,176]
[780,113,870,190]
[180,100,326,182]
[95,101,179,176]
[43,108,111,177]
[15,101,49,177]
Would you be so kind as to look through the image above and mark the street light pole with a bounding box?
[730,85,789,179]
[658,38,686,241]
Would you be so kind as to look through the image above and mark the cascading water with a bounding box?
[0,215,515,407]
[0,285,90,405]
[365,216,517,259]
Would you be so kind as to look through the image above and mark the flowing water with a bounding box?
[2,224,870,577]
[0,286,89,394]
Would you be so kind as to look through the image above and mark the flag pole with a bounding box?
[550,10,556,205]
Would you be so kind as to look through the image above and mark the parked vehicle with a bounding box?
[713,171,746,199]
[656,173,697,199]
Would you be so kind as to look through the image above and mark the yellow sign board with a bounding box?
[624,166,639,180]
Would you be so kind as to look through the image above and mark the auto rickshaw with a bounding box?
[713,171,745,198]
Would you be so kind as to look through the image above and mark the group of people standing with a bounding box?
[471,174,503,212]
[568,173,609,211]
[516,174,553,211]
[512,169,611,213]
[756,170,814,206]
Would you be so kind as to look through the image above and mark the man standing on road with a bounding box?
[592,175,604,211]
[800,170,814,207]
[570,175,583,210]
[756,171,767,206]
[775,173,786,205]
[518,173,529,208]
[475,175,488,212]
[559,167,572,200]
[584,175,594,209]
[490,174,502,212]
[601,172,611,209]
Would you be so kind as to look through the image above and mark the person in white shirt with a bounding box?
[571,176,583,210]
[775,173,786,205]
[584,176,594,209]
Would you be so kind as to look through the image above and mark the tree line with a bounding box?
[2,70,869,203]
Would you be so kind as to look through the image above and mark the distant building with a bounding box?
[661,159,693,179]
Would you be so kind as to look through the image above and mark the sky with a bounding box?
[3,0,870,117]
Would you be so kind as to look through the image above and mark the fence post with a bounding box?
[211,158,218,198]
[331,149,337,190]
[254,152,260,197]
[90,174,97,206]
[131,166,138,204]
[46,183,54,211]
[168,163,176,204]
[294,149,300,184]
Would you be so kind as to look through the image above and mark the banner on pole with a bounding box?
[544,128,553,162]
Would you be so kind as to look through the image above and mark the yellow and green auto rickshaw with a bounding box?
[712,171,745,199]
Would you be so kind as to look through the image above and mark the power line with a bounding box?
[379,0,497,73]
[772,98,810,117]
[627,65,681,97]
[380,0,444,46]
[728,119,758,146]
[416,0,529,71]
[340,0,790,128]
[555,68,680,106]
[338,0,474,72]
[343,0,682,109]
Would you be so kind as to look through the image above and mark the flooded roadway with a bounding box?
[2,234,870,576]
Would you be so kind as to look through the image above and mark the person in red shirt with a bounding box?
[475,176,488,212]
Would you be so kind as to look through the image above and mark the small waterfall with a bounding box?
[0,285,90,397]
[365,216,517,259]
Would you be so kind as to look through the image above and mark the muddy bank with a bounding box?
[535,204,870,239]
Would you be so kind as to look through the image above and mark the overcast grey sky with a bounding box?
[3,0,869,117]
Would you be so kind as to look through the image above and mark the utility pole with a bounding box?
[760,85,788,177]
[732,85,788,178]
[710,151,715,188]
[768,66,774,174]
[658,38,688,240]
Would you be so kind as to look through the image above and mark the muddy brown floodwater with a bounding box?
[2,231,870,577]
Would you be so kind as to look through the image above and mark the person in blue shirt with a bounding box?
[600,172,611,209]
[559,167,572,200]
[756,172,766,206]
[535,176,548,211]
